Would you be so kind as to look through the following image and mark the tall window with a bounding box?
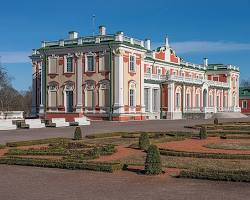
[176,93,180,108]
[85,82,95,108]
[49,57,58,74]
[209,94,213,106]
[129,89,135,107]
[144,88,150,112]
[66,57,73,73]
[99,53,109,71]
[48,85,57,109]
[186,93,190,108]
[195,94,199,108]
[87,56,94,72]
[129,55,135,72]
[242,100,247,109]
[153,89,159,112]
[99,81,109,108]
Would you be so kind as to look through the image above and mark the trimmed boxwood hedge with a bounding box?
[6,138,68,147]
[159,148,250,160]
[0,157,123,172]
[178,169,250,182]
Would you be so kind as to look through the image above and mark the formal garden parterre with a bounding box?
[1,120,250,181]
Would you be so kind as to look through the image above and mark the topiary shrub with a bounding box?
[139,133,150,150]
[74,126,82,140]
[214,118,219,125]
[199,126,207,139]
[145,145,162,175]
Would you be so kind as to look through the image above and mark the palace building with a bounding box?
[30,26,241,121]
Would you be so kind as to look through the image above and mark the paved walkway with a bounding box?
[0,165,249,200]
[0,117,249,144]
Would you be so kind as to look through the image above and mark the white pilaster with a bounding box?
[31,62,37,116]
[141,56,145,113]
[76,53,83,112]
[167,82,174,118]
[113,48,124,114]
[39,59,45,115]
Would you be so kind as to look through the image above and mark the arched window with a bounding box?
[99,80,109,108]
[48,82,58,110]
[175,87,181,111]
[129,81,136,107]
[209,90,213,107]
[195,89,201,108]
[85,80,95,109]
[186,88,191,109]
[64,82,74,113]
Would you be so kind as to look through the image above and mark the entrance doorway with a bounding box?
[203,89,207,107]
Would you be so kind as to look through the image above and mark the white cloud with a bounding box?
[0,51,30,64]
[152,41,250,54]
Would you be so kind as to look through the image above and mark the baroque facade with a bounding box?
[30,26,241,121]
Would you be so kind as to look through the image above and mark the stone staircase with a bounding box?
[25,119,45,129]
[74,116,90,126]
[212,112,248,119]
[0,120,16,130]
[51,118,70,127]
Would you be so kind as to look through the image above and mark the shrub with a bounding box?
[214,118,219,125]
[139,133,150,150]
[199,126,207,139]
[74,126,82,140]
[145,145,162,175]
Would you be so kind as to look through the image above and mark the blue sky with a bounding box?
[0,0,249,90]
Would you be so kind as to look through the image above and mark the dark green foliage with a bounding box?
[159,149,250,159]
[145,145,162,175]
[214,118,219,125]
[0,157,123,173]
[178,169,250,182]
[199,126,207,139]
[139,133,150,150]
[74,126,82,140]
[6,138,68,147]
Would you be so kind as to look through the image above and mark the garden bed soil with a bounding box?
[158,137,250,155]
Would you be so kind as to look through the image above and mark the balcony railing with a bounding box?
[144,73,230,88]
[182,106,241,113]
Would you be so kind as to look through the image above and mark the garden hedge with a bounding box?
[6,138,68,147]
[159,148,250,159]
[178,169,250,182]
[0,157,123,172]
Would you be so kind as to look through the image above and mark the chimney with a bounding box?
[144,39,151,50]
[69,31,78,40]
[165,35,169,48]
[99,26,106,35]
[115,31,124,42]
[203,58,208,67]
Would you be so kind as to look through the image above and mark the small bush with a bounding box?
[145,145,162,175]
[74,126,82,140]
[199,126,207,139]
[139,133,150,150]
[214,118,219,125]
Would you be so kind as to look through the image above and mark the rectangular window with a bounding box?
[129,55,135,72]
[100,89,109,107]
[87,56,94,72]
[99,54,109,72]
[129,89,135,107]
[66,57,73,73]
[242,100,247,109]
[50,91,57,107]
[146,67,151,74]
[49,58,58,74]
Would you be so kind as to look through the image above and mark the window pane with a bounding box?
[130,89,135,106]
[144,88,149,112]
[129,56,135,71]
[50,58,57,74]
[67,57,73,72]
[87,56,94,71]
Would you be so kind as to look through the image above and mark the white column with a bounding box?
[113,48,124,114]
[141,57,145,113]
[149,87,153,113]
[76,53,83,112]
[31,62,37,116]
[167,82,175,118]
[214,88,217,112]
[39,59,45,115]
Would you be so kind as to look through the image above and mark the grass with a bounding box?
[204,142,250,150]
